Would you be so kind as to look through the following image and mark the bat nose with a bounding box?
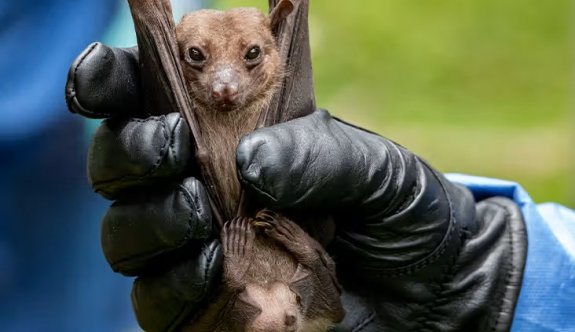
[284,312,297,327]
[212,83,239,103]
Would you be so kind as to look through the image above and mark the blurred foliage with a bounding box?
[218,0,574,206]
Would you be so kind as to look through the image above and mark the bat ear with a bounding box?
[269,0,295,32]
[288,264,313,308]
[236,289,263,315]
[289,263,311,284]
[229,290,263,328]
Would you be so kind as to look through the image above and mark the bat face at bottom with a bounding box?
[184,211,344,332]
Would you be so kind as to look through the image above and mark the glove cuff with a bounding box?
[333,190,527,332]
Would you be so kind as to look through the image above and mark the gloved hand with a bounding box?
[236,107,527,331]
[66,43,222,332]
[67,43,527,332]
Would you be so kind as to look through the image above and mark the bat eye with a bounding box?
[244,46,262,65]
[295,294,302,306]
[189,47,206,61]
[186,47,207,69]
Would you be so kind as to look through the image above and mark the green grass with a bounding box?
[218,0,574,206]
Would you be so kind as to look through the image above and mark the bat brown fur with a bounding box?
[182,211,344,332]
[176,8,285,219]
[175,4,344,332]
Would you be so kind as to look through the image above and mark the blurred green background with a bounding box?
[218,0,573,206]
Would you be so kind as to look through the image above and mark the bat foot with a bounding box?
[252,209,280,229]
[257,210,320,264]
[221,217,254,289]
[222,217,255,257]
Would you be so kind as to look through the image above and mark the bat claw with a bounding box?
[255,209,279,225]
[251,220,273,229]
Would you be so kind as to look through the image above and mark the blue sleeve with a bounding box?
[447,174,575,332]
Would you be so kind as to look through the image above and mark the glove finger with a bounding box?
[102,177,212,276]
[88,112,192,200]
[132,240,223,332]
[66,42,142,119]
[236,109,358,210]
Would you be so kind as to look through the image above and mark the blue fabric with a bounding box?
[0,122,136,332]
[447,174,575,332]
[0,0,117,142]
[0,0,133,331]
[0,1,208,331]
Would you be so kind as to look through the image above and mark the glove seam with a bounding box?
[413,228,467,330]
[358,166,459,278]
[350,311,376,332]
[483,199,516,332]
[163,244,220,332]
[114,181,205,273]
[170,116,183,170]
[111,223,202,275]
[111,245,187,275]
[200,243,219,299]
[415,200,517,332]
[66,42,114,118]
[93,116,175,195]
[178,182,200,241]
[159,117,170,175]
[237,170,279,203]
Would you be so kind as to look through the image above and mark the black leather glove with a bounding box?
[67,42,527,332]
[236,111,528,331]
[66,43,222,332]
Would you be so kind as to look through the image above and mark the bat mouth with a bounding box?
[216,102,239,112]
[213,93,264,113]
[211,97,248,112]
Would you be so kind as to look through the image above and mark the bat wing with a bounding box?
[260,0,315,127]
[126,0,315,223]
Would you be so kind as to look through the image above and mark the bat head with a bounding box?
[231,282,302,332]
[176,3,294,113]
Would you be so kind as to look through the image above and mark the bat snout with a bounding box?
[211,67,241,108]
[284,311,298,328]
[212,82,239,104]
